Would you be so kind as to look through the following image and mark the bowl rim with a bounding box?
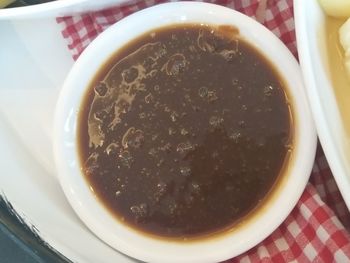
[53,2,317,262]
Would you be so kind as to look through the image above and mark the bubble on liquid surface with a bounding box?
[154,85,160,91]
[160,143,172,153]
[105,142,119,156]
[219,49,238,61]
[148,148,157,157]
[130,203,148,221]
[169,202,178,215]
[157,182,168,194]
[207,90,218,102]
[84,152,99,175]
[144,93,154,104]
[191,182,200,194]
[197,29,215,52]
[94,109,108,122]
[209,116,223,127]
[238,120,246,128]
[180,166,191,177]
[116,97,132,114]
[229,131,241,142]
[122,127,144,149]
[263,85,274,97]
[156,181,168,198]
[94,82,108,97]
[184,94,191,103]
[170,111,179,122]
[118,150,133,168]
[181,128,189,136]
[139,112,146,119]
[163,53,188,76]
[168,127,176,135]
[121,66,139,83]
[177,142,194,154]
[198,86,208,98]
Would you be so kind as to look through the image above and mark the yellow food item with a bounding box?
[0,0,15,8]
[339,18,350,78]
[319,0,350,18]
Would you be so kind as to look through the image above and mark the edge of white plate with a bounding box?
[294,0,350,210]
[0,0,135,20]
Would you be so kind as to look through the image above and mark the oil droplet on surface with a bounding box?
[180,166,191,177]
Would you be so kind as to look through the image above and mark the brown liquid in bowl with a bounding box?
[78,24,293,238]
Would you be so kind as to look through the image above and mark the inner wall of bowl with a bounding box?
[56,2,315,263]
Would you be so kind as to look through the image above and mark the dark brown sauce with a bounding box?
[78,24,293,239]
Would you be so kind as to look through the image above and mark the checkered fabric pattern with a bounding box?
[56,0,350,261]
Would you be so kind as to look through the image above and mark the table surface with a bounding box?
[0,197,69,263]
[0,225,40,263]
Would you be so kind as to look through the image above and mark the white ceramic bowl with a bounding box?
[54,2,317,262]
[0,0,133,20]
[295,0,350,210]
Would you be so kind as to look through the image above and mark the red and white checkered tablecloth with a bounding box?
[56,0,350,261]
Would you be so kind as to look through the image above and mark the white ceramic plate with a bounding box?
[0,0,134,20]
[0,18,134,263]
[0,2,317,262]
[294,0,350,210]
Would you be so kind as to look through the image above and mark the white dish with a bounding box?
[295,0,350,210]
[0,0,134,20]
[54,2,316,262]
[0,18,133,263]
